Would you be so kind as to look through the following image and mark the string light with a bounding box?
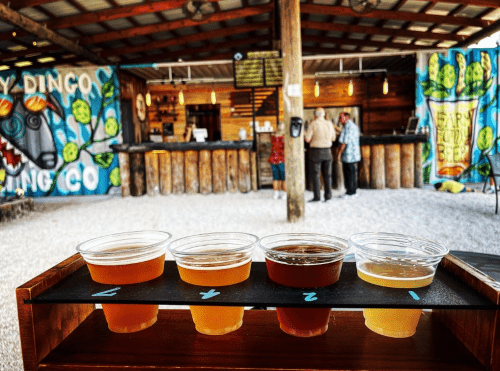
[383,77,389,95]
[348,79,353,97]
[211,87,216,105]
[145,91,151,106]
[314,81,320,98]
[179,89,184,105]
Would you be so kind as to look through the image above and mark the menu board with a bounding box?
[233,51,283,88]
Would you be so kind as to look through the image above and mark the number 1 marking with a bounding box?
[303,292,317,302]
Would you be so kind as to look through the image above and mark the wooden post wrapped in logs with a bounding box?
[226,149,238,193]
[171,151,185,194]
[199,150,212,194]
[332,148,344,191]
[129,152,146,196]
[185,150,199,194]
[238,149,251,193]
[212,149,227,193]
[385,144,401,189]
[145,151,160,196]
[401,143,415,188]
[359,145,371,189]
[251,151,258,192]
[370,144,385,189]
[414,142,424,188]
[118,152,131,197]
[158,151,172,195]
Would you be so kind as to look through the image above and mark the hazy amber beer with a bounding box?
[169,232,258,335]
[349,232,448,338]
[77,231,172,333]
[259,234,350,337]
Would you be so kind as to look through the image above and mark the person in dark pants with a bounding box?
[337,112,361,198]
[304,107,336,202]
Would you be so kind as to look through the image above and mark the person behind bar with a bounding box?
[268,121,286,200]
[304,107,336,202]
[434,180,475,193]
[183,119,197,142]
[337,112,361,198]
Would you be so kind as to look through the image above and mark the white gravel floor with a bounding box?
[1,186,499,370]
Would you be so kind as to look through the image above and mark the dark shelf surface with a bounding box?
[40,310,486,371]
[29,261,497,309]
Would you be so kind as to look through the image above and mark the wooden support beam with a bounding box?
[281,0,305,222]
[302,34,430,51]
[0,3,108,66]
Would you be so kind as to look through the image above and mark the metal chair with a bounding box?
[485,153,500,214]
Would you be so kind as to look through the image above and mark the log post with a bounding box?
[199,150,212,194]
[370,144,385,189]
[212,149,227,193]
[251,151,258,192]
[385,144,401,189]
[226,149,238,193]
[281,0,305,222]
[118,152,130,197]
[401,143,415,188]
[158,151,172,195]
[145,151,160,196]
[238,149,251,193]
[171,151,185,194]
[332,148,344,191]
[185,150,199,194]
[359,145,371,189]
[129,152,146,196]
[414,142,424,188]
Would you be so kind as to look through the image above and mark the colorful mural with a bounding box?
[416,48,500,184]
[0,66,122,197]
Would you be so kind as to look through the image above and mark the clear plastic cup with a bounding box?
[76,231,172,333]
[258,233,350,337]
[169,232,258,335]
[349,232,449,338]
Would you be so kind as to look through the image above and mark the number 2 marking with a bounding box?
[303,292,317,302]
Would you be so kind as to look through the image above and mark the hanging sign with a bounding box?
[233,51,283,89]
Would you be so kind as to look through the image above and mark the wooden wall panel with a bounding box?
[385,144,401,189]
[118,153,130,197]
[145,151,160,196]
[359,145,371,189]
[401,143,415,188]
[171,151,185,194]
[414,142,424,188]
[370,144,385,189]
[129,152,146,196]
[158,151,172,195]
[227,149,238,193]
[212,150,227,193]
[185,150,199,194]
[238,149,251,193]
[199,150,212,194]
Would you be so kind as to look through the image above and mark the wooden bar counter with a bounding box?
[111,141,254,197]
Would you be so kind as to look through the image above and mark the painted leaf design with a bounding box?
[423,165,431,184]
[72,99,91,125]
[478,162,491,177]
[101,79,115,99]
[93,152,114,168]
[110,167,121,186]
[422,141,431,162]
[477,126,493,152]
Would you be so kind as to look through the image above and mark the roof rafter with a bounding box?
[302,34,430,51]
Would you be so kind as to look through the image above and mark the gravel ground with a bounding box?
[1,186,499,370]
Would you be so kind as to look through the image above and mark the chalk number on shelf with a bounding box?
[303,292,318,302]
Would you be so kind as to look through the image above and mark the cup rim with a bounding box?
[258,232,350,258]
[76,230,172,257]
[168,232,259,256]
[349,232,449,259]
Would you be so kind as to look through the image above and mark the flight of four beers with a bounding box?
[76,231,449,338]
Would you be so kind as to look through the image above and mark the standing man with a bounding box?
[304,107,336,202]
[337,112,361,198]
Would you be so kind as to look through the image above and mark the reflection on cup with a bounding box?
[76,231,172,333]
[169,232,258,335]
[258,233,349,337]
[350,232,448,338]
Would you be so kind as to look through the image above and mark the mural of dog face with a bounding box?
[0,93,64,176]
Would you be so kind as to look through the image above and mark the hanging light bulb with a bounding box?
[383,77,389,95]
[211,87,216,105]
[32,40,37,46]
[12,31,16,37]
[348,79,353,97]
[145,91,151,107]
[179,89,184,105]
[314,81,320,98]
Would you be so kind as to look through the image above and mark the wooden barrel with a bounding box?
[185,150,199,194]
[171,151,185,194]
[238,149,251,193]
[370,144,385,189]
[359,145,371,189]
[118,152,130,197]
[129,152,146,196]
[199,150,212,194]
[226,149,238,193]
[414,142,424,188]
[145,151,160,196]
[251,151,258,192]
[385,144,401,189]
[158,151,172,195]
[401,143,415,188]
[212,149,227,193]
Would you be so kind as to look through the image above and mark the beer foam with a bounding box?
[176,250,251,270]
[265,245,344,266]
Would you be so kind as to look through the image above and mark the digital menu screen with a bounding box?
[233,51,283,89]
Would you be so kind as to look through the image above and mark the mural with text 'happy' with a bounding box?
[416,48,499,184]
[0,66,122,197]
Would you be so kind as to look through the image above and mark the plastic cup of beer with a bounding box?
[258,233,350,337]
[349,232,449,338]
[168,232,258,335]
[76,231,172,333]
